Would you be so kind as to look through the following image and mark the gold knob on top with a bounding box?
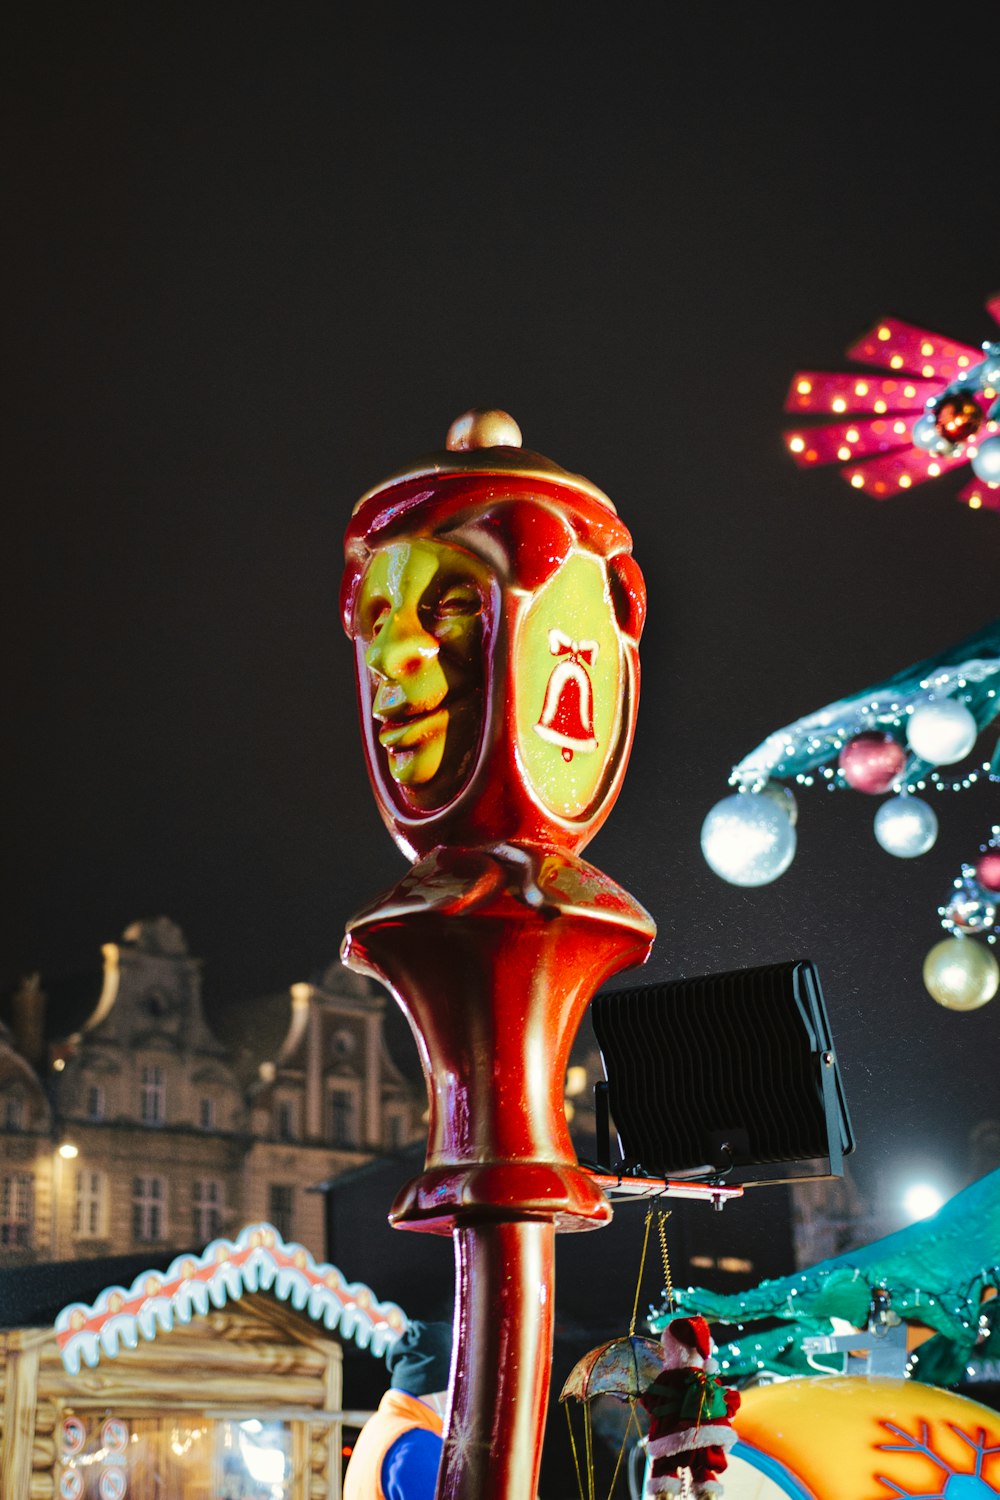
[446,408,523,452]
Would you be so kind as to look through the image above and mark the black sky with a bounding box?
[5,6,999,1215]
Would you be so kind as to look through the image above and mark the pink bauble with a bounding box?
[838,731,907,794]
[976,852,1000,892]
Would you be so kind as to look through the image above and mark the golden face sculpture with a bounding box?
[355,538,492,807]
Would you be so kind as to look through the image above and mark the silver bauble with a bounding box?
[873,795,938,858]
[971,434,1000,485]
[906,698,978,766]
[700,792,796,887]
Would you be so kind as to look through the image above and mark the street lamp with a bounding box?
[52,1139,79,1259]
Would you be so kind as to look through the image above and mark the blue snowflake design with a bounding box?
[874,1420,1000,1499]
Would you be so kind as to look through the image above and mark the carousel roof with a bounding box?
[655,1167,1000,1384]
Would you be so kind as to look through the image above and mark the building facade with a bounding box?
[0,917,425,1267]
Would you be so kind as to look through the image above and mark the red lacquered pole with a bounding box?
[439,1223,554,1500]
[341,410,654,1495]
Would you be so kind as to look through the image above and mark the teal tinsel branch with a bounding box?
[730,615,1000,792]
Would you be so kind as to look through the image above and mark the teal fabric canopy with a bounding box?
[651,1168,1000,1384]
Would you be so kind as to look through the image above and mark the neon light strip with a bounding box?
[54,1222,409,1375]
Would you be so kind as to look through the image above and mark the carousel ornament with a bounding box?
[560,1336,664,1500]
[783,292,1000,512]
[639,1316,741,1499]
[560,1206,678,1500]
[340,409,655,1499]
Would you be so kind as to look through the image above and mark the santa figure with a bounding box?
[639,1315,741,1498]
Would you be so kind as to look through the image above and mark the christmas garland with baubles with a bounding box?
[702,298,1000,1012]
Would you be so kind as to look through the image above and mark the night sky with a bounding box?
[6,8,999,1223]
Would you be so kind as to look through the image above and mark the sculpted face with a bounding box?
[356,538,491,806]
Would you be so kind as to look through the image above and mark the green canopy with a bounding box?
[651,1168,1000,1384]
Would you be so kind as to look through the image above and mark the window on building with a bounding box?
[0,1173,33,1247]
[75,1170,106,1238]
[276,1100,296,1141]
[192,1178,224,1242]
[4,1091,25,1131]
[327,1087,359,1148]
[269,1184,293,1240]
[132,1175,166,1242]
[386,1112,405,1149]
[140,1066,165,1125]
[86,1085,104,1122]
[199,1096,216,1131]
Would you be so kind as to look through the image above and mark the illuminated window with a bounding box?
[269,1184,293,1239]
[140,1066,165,1124]
[0,1173,33,1246]
[75,1170,106,1238]
[193,1178,224,1242]
[57,1416,293,1500]
[133,1175,166,1242]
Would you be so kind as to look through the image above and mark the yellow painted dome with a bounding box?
[722,1377,1000,1498]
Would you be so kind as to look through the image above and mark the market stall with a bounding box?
[0,1224,407,1500]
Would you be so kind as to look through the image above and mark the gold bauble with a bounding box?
[922,936,999,1011]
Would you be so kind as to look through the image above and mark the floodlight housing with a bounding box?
[590,959,854,1187]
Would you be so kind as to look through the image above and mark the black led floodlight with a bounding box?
[590,959,854,1188]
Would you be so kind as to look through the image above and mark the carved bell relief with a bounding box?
[533,630,600,762]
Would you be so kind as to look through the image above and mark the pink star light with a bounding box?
[784,294,1000,512]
